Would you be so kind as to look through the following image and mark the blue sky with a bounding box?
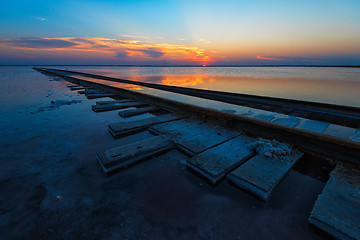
[1,0,359,65]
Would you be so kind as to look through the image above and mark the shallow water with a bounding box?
[0,66,334,239]
[65,66,360,107]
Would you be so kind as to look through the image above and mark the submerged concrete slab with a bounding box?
[176,126,241,156]
[92,101,147,112]
[118,106,160,118]
[187,135,254,184]
[149,118,204,135]
[309,164,360,240]
[97,135,174,174]
[227,146,303,201]
[297,120,329,133]
[108,114,183,138]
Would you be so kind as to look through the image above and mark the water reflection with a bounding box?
[69,66,360,107]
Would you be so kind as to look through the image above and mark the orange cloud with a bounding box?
[0,37,217,63]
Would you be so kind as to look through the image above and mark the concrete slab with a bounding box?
[92,101,148,112]
[297,120,329,133]
[164,122,219,142]
[176,126,241,156]
[323,124,357,140]
[273,116,301,127]
[227,147,303,201]
[97,135,174,174]
[252,114,276,122]
[187,135,254,184]
[118,106,160,118]
[108,114,183,138]
[149,118,204,135]
[86,93,119,99]
[309,164,360,240]
[351,129,360,142]
[95,99,133,105]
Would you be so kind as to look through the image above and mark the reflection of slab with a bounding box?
[118,106,160,118]
[187,135,254,184]
[176,126,241,156]
[309,164,360,240]
[227,150,303,201]
[97,135,174,174]
[297,120,329,133]
[92,101,147,112]
[108,114,183,138]
[149,118,203,135]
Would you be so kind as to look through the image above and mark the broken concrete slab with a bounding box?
[227,140,303,201]
[148,118,204,135]
[176,126,241,156]
[97,135,174,174]
[187,135,254,184]
[118,106,160,118]
[309,164,360,240]
[92,101,148,112]
[108,114,183,138]
[297,120,329,133]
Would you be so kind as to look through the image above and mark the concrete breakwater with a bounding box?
[35,67,360,239]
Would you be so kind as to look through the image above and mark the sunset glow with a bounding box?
[0,0,359,65]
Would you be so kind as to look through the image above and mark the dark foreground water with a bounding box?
[0,66,334,239]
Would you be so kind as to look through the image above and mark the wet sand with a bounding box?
[0,67,334,239]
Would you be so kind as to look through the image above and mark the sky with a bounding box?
[0,0,359,65]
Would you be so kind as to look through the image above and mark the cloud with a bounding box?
[35,17,46,21]
[0,38,77,49]
[199,38,211,44]
[132,48,165,58]
[114,51,128,59]
[118,34,149,39]
[0,36,216,63]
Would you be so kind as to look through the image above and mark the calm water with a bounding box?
[0,66,331,239]
[63,66,360,108]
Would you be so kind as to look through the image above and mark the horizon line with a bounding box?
[1,64,360,68]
